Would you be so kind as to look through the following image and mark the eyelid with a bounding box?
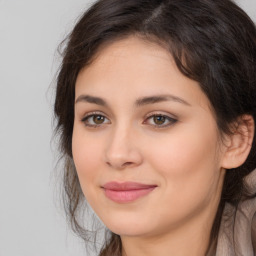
[143,111,178,128]
[81,111,111,127]
[144,111,177,120]
[80,111,178,129]
[81,111,107,119]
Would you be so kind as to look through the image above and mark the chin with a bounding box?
[108,223,151,237]
[99,212,158,237]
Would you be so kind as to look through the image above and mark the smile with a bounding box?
[102,182,157,203]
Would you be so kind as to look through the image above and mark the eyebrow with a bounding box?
[75,94,191,107]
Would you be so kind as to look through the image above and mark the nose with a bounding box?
[104,125,143,170]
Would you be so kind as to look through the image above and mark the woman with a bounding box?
[54,0,256,255]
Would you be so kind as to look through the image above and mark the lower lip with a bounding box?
[104,187,156,203]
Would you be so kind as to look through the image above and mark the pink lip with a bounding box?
[102,182,157,203]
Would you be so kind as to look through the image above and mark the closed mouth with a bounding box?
[102,182,157,203]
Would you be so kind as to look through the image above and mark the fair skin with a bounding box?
[72,36,254,256]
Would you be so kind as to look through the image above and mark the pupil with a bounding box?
[94,115,104,124]
[154,116,165,125]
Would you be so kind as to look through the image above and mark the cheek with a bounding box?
[151,124,218,166]
[146,122,221,202]
[142,127,222,227]
[72,127,103,194]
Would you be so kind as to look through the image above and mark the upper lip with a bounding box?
[102,182,157,191]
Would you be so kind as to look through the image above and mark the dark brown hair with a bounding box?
[54,0,256,255]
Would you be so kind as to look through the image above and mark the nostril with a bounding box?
[104,145,143,169]
[122,162,133,167]
[106,161,135,169]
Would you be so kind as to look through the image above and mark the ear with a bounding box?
[221,115,255,169]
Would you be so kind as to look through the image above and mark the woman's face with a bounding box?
[72,36,226,238]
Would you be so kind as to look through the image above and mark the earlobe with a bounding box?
[221,115,255,169]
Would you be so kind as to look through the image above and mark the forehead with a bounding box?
[84,36,175,80]
[75,36,212,113]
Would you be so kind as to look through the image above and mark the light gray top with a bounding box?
[215,169,256,256]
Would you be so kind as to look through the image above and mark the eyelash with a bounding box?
[81,111,178,129]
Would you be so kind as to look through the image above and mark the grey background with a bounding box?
[0,1,255,255]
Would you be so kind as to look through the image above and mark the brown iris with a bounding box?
[93,115,105,124]
[153,115,166,125]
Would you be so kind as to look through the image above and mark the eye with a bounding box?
[144,114,177,128]
[81,112,110,128]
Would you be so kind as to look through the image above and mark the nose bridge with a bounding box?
[104,121,142,169]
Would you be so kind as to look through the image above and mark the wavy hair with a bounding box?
[54,0,256,255]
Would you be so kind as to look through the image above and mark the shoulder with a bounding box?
[216,169,256,256]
